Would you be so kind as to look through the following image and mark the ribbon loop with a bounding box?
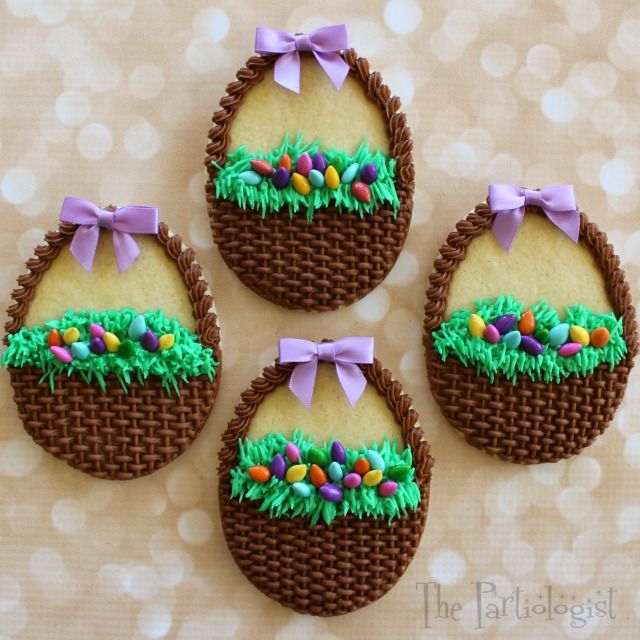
[255,24,350,94]
[59,195,159,272]
[278,337,374,408]
[488,184,580,252]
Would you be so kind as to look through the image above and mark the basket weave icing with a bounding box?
[4,222,221,480]
[217,357,433,616]
[205,49,414,312]
[424,202,638,464]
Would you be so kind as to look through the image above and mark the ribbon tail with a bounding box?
[335,362,367,407]
[274,51,301,93]
[313,51,350,90]
[492,208,524,252]
[544,209,580,243]
[288,359,318,408]
[112,230,140,272]
[69,224,100,272]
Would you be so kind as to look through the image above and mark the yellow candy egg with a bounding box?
[159,334,175,350]
[363,469,383,487]
[286,464,307,484]
[468,314,486,338]
[63,327,80,345]
[325,166,340,190]
[292,172,311,196]
[570,325,590,346]
[103,331,121,353]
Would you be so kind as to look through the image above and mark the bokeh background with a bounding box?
[1,0,640,638]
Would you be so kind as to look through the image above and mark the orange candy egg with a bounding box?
[248,465,271,483]
[278,153,292,172]
[354,457,370,475]
[309,464,327,488]
[590,327,610,348]
[47,328,63,347]
[518,310,535,335]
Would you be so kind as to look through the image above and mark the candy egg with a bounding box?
[484,324,500,344]
[272,167,291,189]
[307,447,329,467]
[331,156,347,174]
[518,310,536,335]
[248,465,271,483]
[63,327,80,345]
[308,169,325,188]
[250,158,274,175]
[534,328,549,344]
[89,337,106,355]
[285,442,301,463]
[158,334,175,350]
[50,346,72,363]
[270,454,287,480]
[47,328,63,348]
[128,315,147,341]
[549,323,570,347]
[319,483,342,502]
[341,163,359,184]
[366,450,385,472]
[89,323,106,339]
[278,153,292,172]
[140,331,159,352]
[324,165,340,190]
[378,481,398,497]
[388,464,411,482]
[493,314,516,335]
[363,469,383,487]
[327,461,343,482]
[343,472,362,489]
[238,170,262,186]
[309,464,328,489]
[590,327,610,348]
[503,330,522,350]
[286,464,307,483]
[330,439,346,464]
[558,342,582,357]
[570,325,590,346]
[292,482,311,498]
[296,152,312,176]
[70,342,90,361]
[468,314,486,338]
[292,172,311,195]
[520,335,544,356]
[351,181,371,203]
[312,152,327,173]
[354,457,370,475]
[103,332,120,353]
[118,339,135,359]
[360,162,378,184]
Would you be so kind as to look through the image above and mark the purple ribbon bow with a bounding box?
[59,196,159,272]
[278,337,374,408]
[255,24,350,94]
[488,184,580,252]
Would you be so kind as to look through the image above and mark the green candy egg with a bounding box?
[388,464,411,482]
[118,339,136,359]
[534,327,550,344]
[306,446,329,467]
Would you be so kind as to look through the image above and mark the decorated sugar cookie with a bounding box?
[424,185,638,464]
[3,197,221,479]
[206,24,414,311]
[218,338,433,615]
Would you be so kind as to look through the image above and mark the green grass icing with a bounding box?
[230,430,421,526]
[214,135,400,220]
[432,295,627,383]
[2,308,218,394]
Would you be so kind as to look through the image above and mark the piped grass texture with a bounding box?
[432,295,626,383]
[214,134,399,220]
[230,430,421,526]
[2,308,218,394]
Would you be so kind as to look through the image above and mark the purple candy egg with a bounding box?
[493,314,516,335]
[312,152,327,174]
[140,331,159,352]
[285,442,300,463]
[319,483,343,503]
[331,440,347,464]
[520,335,544,356]
[270,454,286,480]
[343,472,362,489]
[378,481,398,497]
[558,342,582,357]
[89,337,106,354]
[484,324,500,344]
[296,152,312,176]
[360,162,378,184]
[272,167,290,189]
